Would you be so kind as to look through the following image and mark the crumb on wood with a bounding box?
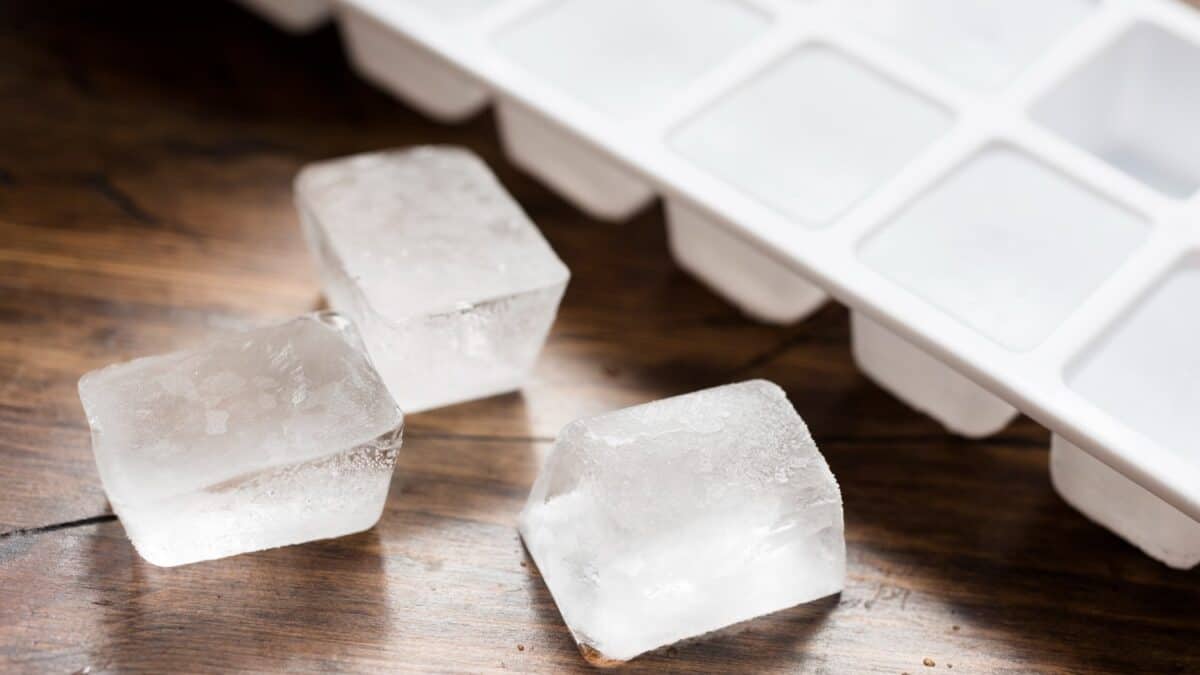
[517,644,525,652]
[952,625,960,631]
[923,658,936,667]
[578,644,624,668]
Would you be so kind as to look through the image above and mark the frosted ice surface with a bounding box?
[519,380,845,664]
[78,312,404,567]
[295,146,569,412]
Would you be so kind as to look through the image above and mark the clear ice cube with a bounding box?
[294,146,570,413]
[519,380,844,664]
[78,312,404,567]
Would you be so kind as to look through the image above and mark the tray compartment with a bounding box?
[670,44,951,227]
[851,312,1015,437]
[236,0,330,32]
[859,145,1148,351]
[1067,255,1200,466]
[1033,22,1200,199]
[1051,435,1200,569]
[496,99,655,221]
[490,0,769,219]
[493,0,770,119]
[340,5,490,122]
[666,199,827,324]
[837,0,1094,90]
[856,145,1147,435]
[396,0,500,21]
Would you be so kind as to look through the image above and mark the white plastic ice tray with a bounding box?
[245,0,1200,559]
[237,0,331,32]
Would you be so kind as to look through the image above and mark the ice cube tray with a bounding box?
[242,0,1200,559]
[236,0,331,32]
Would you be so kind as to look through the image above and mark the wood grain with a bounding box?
[2,2,1199,673]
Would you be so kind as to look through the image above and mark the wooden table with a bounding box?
[2,2,1198,672]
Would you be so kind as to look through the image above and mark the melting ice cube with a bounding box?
[519,380,844,664]
[78,312,404,567]
[294,146,570,412]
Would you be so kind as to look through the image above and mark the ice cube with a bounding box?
[78,312,404,567]
[519,380,844,664]
[294,146,570,413]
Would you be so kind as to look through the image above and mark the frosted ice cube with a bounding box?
[78,312,404,567]
[295,147,570,412]
[520,380,844,664]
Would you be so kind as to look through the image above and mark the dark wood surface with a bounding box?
[2,2,1199,673]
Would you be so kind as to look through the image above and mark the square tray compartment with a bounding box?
[496,98,655,221]
[851,312,1016,437]
[859,145,1149,351]
[1052,435,1200,569]
[836,0,1095,91]
[1068,255,1200,469]
[236,0,330,32]
[339,3,491,121]
[671,43,951,227]
[666,199,827,324]
[493,0,769,120]
[489,0,769,220]
[1033,21,1200,199]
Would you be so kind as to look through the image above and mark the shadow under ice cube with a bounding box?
[519,380,844,664]
[78,312,404,567]
[294,146,570,413]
